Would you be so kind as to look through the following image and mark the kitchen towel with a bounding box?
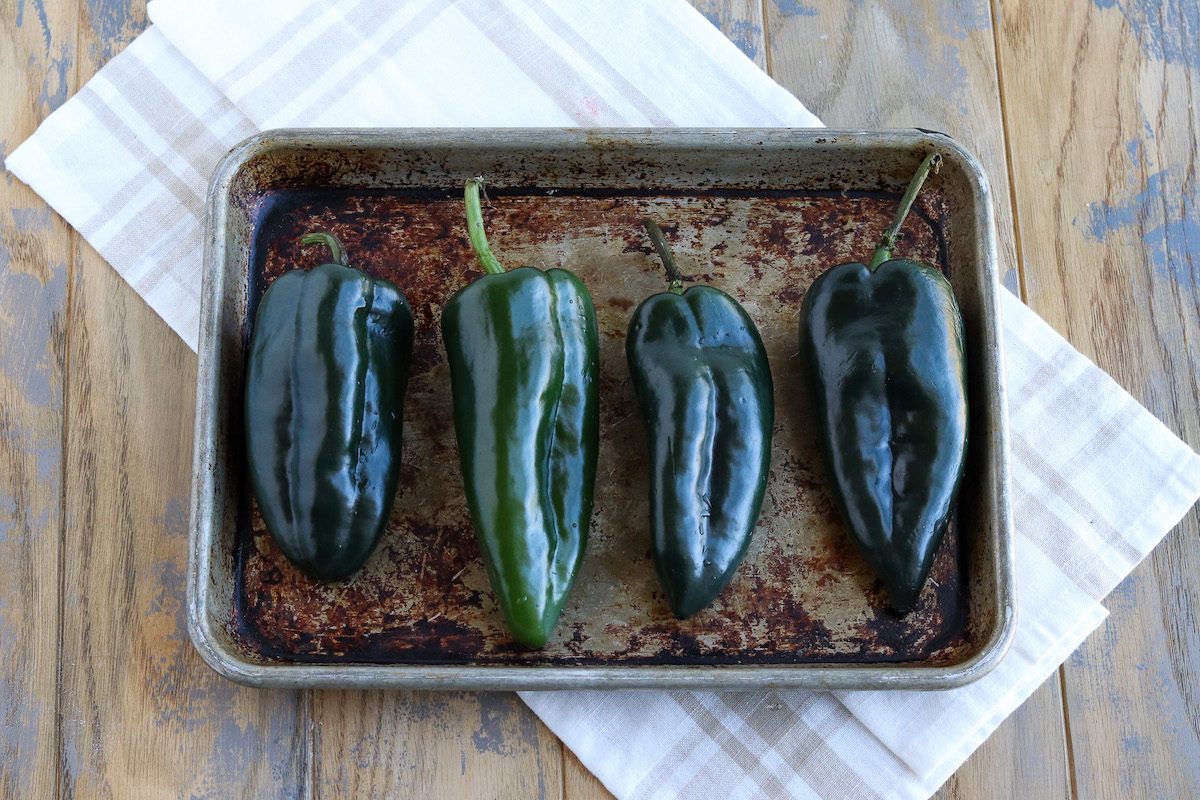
[6,1,1200,798]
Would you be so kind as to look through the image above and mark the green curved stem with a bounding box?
[301,232,349,266]
[868,152,942,271]
[465,179,505,275]
[643,218,684,295]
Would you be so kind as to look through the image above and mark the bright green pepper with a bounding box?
[441,180,599,649]
[627,220,774,619]
[244,232,414,582]
[798,153,968,613]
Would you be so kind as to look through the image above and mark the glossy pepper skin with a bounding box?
[627,220,774,619]
[441,180,599,649]
[797,154,968,613]
[245,232,414,582]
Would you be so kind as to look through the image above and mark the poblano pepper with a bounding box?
[627,220,774,619]
[245,232,414,582]
[441,180,599,649]
[798,153,968,613]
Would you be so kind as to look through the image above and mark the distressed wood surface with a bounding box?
[0,2,74,798]
[0,0,1197,798]
[996,0,1200,797]
[313,691,562,799]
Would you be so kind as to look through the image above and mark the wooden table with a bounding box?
[3,0,1197,796]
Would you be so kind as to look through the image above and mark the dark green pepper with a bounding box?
[245,232,414,582]
[441,180,599,649]
[798,153,968,613]
[627,220,774,619]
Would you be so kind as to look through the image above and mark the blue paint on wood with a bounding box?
[15,0,52,54]
[0,495,11,544]
[941,0,992,37]
[471,693,513,755]
[471,692,539,756]
[86,0,141,62]
[698,8,763,61]
[1079,165,1199,292]
[11,207,52,233]
[856,0,991,116]
[0,239,63,796]
[36,45,73,115]
[0,502,50,547]
[776,0,820,17]
[0,593,48,799]
[160,495,188,539]
[1092,572,1200,797]
[1003,266,1019,293]
[727,19,763,61]
[1125,138,1142,165]
[131,528,305,795]
[1094,0,1199,70]
[0,259,66,410]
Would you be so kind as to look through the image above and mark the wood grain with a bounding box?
[51,1,310,797]
[59,241,308,798]
[312,691,562,799]
[0,2,75,797]
[995,0,1200,796]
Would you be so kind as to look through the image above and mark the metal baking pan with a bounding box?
[189,128,1015,690]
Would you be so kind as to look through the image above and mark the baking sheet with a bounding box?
[189,128,1015,690]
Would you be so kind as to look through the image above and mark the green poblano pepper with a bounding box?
[245,232,414,582]
[799,153,968,614]
[627,220,774,619]
[441,180,599,649]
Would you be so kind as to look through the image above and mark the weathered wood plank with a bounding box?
[0,1,77,797]
[312,691,562,799]
[53,2,310,797]
[763,1,1069,796]
[995,0,1200,796]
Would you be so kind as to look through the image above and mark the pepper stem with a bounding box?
[867,152,942,271]
[643,219,684,295]
[300,232,349,266]
[465,178,505,275]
